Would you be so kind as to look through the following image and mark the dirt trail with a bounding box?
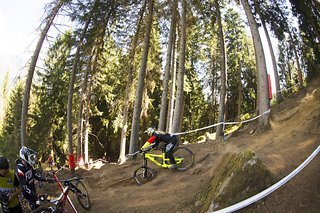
[80,78,320,213]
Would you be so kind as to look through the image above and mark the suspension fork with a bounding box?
[143,153,148,167]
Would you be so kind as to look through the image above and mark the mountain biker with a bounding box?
[15,146,54,210]
[0,156,23,213]
[141,127,178,169]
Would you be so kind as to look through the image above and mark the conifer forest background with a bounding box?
[0,0,319,169]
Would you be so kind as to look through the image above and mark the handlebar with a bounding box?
[125,149,150,160]
[55,165,69,174]
[57,176,83,185]
[45,165,69,176]
[125,151,141,159]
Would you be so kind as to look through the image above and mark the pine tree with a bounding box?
[31,32,73,165]
[129,0,154,154]
[172,0,187,135]
[21,0,65,147]
[224,8,256,121]
[158,0,178,131]
[0,80,24,163]
[215,0,227,140]
[241,0,270,129]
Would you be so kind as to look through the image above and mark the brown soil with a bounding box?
[48,78,320,213]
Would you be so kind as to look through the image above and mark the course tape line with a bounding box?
[212,144,320,213]
[172,82,300,136]
[275,83,300,94]
[172,109,271,136]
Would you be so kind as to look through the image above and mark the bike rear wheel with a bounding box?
[75,180,91,209]
[133,166,155,186]
[173,147,195,171]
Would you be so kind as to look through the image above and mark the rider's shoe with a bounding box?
[170,164,178,170]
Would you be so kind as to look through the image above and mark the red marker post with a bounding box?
[68,154,76,170]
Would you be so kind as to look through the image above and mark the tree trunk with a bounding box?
[76,48,96,166]
[263,23,282,102]
[129,0,154,154]
[84,74,93,164]
[215,0,227,140]
[118,0,146,164]
[210,15,217,133]
[210,59,217,133]
[172,0,186,134]
[166,32,177,133]
[237,71,242,120]
[158,0,178,131]
[21,0,64,146]
[241,0,270,129]
[67,11,93,175]
[76,64,88,165]
[286,42,292,84]
[76,106,84,165]
[253,0,282,102]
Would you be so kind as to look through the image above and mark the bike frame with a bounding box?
[143,152,183,169]
[52,171,78,213]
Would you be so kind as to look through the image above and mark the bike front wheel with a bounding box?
[133,166,156,186]
[75,180,91,209]
[173,147,195,171]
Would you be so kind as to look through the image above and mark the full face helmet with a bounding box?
[19,146,37,167]
[144,127,155,137]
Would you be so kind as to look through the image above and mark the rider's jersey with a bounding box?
[0,170,20,208]
[15,159,46,203]
[147,131,176,147]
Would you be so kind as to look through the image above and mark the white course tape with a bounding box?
[172,82,299,136]
[275,83,300,94]
[172,122,223,135]
[212,145,320,213]
[172,109,271,136]
[224,109,271,125]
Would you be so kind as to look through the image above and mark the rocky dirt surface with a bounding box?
[38,78,320,213]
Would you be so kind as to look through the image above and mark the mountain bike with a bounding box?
[32,168,91,213]
[128,146,195,186]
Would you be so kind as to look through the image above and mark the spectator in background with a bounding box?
[47,155,53,171]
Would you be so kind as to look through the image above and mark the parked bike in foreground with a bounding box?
[32,168,91,213]
[127,145,195,186]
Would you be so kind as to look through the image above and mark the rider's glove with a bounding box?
[141,147,152,153]
[141,141,151,150]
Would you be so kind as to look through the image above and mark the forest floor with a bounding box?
[38,77,320,213]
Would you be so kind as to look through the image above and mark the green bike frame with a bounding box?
[133,147,194,185]
[144,152,183,168]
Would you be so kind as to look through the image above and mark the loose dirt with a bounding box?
[43,78,320,213]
